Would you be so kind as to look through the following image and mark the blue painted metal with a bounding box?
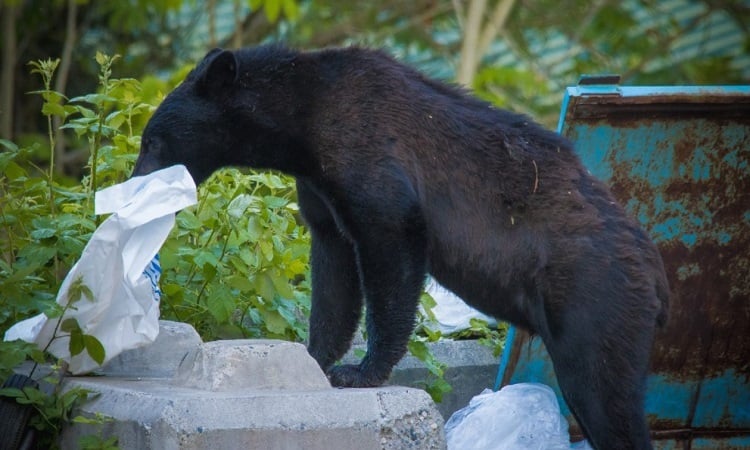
[497,78,750,448]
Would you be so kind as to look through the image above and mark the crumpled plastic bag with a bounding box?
[4,165,197,375]
[445,383,593,450]
[423,278,497,335]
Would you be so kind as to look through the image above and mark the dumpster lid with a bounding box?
[558,75,750,131]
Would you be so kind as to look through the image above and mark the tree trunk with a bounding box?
[208,0,217,47]
[232,0,243,48]
[1,2,18,140]
[455,0,516,87]
[456,0,486,86]
[53,0,78,175]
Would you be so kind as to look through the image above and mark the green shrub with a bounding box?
[1,52,507,416]
[0,53,310,447]
[160,168,311,341]
[1,52,311,350]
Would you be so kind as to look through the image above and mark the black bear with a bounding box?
[133,45,669,450]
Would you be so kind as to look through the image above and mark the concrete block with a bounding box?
[99,320,202,378]
[61,331,446,449]
[172,339,330,391]
[344,339,499,419]
[61,379,444,450]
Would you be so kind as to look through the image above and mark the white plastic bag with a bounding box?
[445,383,593,450]
[4,165,197,374]
[423,278,497,335]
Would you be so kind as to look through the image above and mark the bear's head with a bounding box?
[133,46,306,184]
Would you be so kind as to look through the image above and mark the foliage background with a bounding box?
[0,0,748,403]
[3,0,748,164]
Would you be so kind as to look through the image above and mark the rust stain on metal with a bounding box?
[566,93,750,125]
[566,108,750,386]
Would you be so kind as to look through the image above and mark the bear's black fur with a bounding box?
[134,45,669,450]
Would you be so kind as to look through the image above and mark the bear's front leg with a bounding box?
[297,180,364,372]
[326,201,428,388]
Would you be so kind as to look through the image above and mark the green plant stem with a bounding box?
[0,201,14,269]
[46,117,62,283]
[47,114,56,215]
[89,111,104,227]
[184,227,219,288]
[164,297,183,322]
[89,55,116,224]
[195,224,232,305]
[27,292,83,380]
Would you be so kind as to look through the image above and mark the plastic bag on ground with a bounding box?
[445,383,593,450]
[423,278,497,334]
[4,165,197,374]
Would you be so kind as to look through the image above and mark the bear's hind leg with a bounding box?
[546,314,655,450]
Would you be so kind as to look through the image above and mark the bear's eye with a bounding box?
[142,136,163,156]
[141,137,152,153]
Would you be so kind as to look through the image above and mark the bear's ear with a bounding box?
[199,49,239,92]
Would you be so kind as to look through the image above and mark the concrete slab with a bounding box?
[99,320,201,378]
[60,324,446,449]
[61,378,444,450]
[344,339,499,419]
[172,339,330,391]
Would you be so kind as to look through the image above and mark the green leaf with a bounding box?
[44,303,65,320]
[84,335,106,365]
[69,329,85,356]
[202,262,217,282]
[68,104,96,118]
[246,217,263,242]
[67,275,94,304]
[206,285,235,323]
[20,386,48,406]
[41,102,66,118]
[286,258,306,275]
[262,309,288,334]
[282,0,299,20]
[73,414,109,425]
[194,249,219,270]
[0,387,24,400]
[161,283,184,303]
[227,194,253,219]
[269,271,294,298]
[263,195,288,208]
[3,161,27,181]
[424,378,453,403]
[60,318,81,333]
[256,273,276,301]
[226,274,254,291]
[95,51,107,66]
[271,235,285,253]
[105,109,126,130]
[407,339,429,361]
[0,138,19,151]
[259,240,274,261]
[16,245,56,268]
[265,0,281,22]
[68,93,117,106]
[30,226,56,240]
[176,209,201,230]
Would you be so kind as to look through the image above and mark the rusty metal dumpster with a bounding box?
[495,77,750,449]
